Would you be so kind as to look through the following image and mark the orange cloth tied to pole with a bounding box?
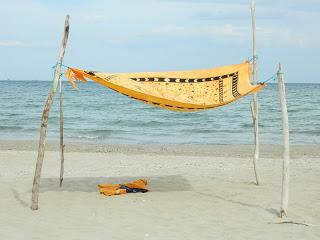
[98,179,148,196]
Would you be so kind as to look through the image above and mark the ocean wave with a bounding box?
[1,113,24,117]
[241,123,270,128]
[0,125,24,130]
[292,130,320,135]
[75,135,100,140]
[86,129,118,134]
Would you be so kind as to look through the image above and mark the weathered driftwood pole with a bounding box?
[277,63,290,217]
[250,0,261,185]
[59,75,65,187]
[31,15,70,210]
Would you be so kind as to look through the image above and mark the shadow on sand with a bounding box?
[39,175,193,193]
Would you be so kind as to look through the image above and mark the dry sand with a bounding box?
[0,141,319,240]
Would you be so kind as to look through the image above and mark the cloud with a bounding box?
[258,27,318,48]
[83,15,108,23]
[190,8,286,22]
[151,24,245,38]
[0,40,33,47]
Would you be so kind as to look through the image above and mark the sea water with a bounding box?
[0,80,319,144]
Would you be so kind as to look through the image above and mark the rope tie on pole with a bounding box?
[51,63,69,87]
[249,55,258,63]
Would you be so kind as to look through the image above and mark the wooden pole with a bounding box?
[277,63,290,218]
[59,76,65,187]
[31,15,70,210]
[250,0,261,185]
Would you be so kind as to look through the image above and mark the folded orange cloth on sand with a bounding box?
[98,179,148,196]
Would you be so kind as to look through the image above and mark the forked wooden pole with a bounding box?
[59,77,65,187]
[277,63,290,218]
[250,0,261,185]
[31,15,70,210]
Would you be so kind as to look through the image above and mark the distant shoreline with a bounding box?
[0,140,319,158]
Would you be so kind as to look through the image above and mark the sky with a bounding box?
[0,0,319,83]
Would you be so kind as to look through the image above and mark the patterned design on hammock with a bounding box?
[129,72,237,83]
[219,79,223,103]
[232,72,241,97]
[86,71,242,105]
[89,71,240,106]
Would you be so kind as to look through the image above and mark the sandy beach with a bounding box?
[0,141,319,240]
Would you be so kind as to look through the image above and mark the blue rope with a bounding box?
[262,73,277,83]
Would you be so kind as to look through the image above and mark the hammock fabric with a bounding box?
[66,60,265,112]
[98,179,148,196]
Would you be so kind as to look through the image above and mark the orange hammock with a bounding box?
[66,60,265,112]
